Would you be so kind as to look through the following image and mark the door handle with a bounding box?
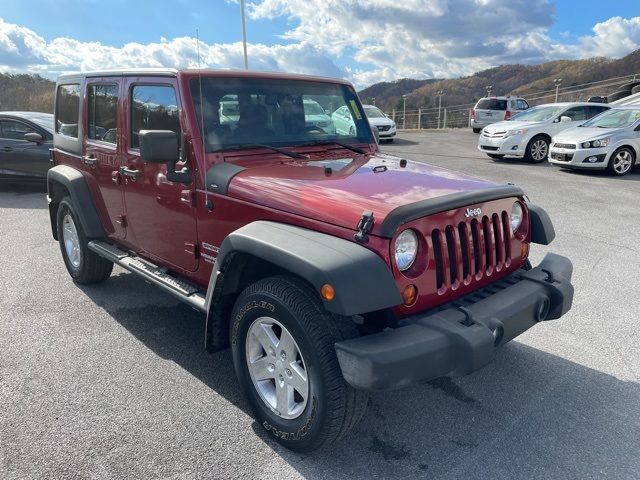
[119,166,140,180]
[2,146,12,152]
[82,155,97,166]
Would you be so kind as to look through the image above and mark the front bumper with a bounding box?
[335,253,574,391]
[477,133,527,157]
[549,146,609,169]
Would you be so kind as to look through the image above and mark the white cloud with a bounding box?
[1,5,640,89]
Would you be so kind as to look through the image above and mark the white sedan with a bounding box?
[549,106,640,176]
[363,105,396,142]
[477,102,609,162]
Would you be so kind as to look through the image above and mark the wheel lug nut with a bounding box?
[280,351,286,360]
[285,368,292,377]
[268,363,275,372]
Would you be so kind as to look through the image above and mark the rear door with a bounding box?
[475,98,507,123]
[83,78,126,240]
[0,119,51,180]
[121,77,198,272]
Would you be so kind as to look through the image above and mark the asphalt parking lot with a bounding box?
[1,129,639,479]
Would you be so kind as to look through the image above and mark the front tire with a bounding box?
[473,128,482,134]
[525,135,549,163]
[57,197,113,284]
[607,147,635,176]
[230,276,368,452]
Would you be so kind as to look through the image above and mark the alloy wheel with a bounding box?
[612,150,633,174]
[62,213,81,268]
[245,317,309,420]
[531,139,548,161]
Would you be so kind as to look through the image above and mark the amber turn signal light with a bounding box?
[520,242,529,259]
[402,284,417,306]
[320,284,335,301]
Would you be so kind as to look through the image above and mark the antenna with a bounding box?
[196,29,213,211]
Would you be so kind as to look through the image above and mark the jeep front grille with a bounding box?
[431,211,512,292]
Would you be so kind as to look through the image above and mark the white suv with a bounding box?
[470,96,529,133]
[477,102,610,163]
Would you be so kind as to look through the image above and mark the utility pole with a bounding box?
[485,85,493,97]
[240,0,249,69]
[402,95,407,129]
[372,97,376,106]
[436,90,444,129]
[554,78,562,102]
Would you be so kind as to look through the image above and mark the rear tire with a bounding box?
[525,135,550,163]
[487,153,504,160]
[607,147,635,176]
[473,128,482,133]
[230,275,368,452]
[56,197,113,284]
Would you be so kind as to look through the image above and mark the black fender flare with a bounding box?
[47,165,106,239]
[528,203,555,245]
[204,221,402,346]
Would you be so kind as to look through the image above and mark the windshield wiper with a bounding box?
[212,144,306,159]
[299,140,367,154]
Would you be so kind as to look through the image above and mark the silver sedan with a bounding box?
[549,106,640,176]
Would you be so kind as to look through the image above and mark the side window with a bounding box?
[517,99,529,110]
[88,84,118,144]
[56,84,81,138]
[0,120,35,140]
[563,107,587,121]
[587,106,608,119]
[131,85,180,149]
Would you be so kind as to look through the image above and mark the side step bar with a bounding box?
[88,241,207,312]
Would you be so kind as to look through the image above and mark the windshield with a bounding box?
[30,114,54,132]
[582,108,640,129]
[304,101,326,116]
[510,105,564,122]
[476,99,507,110]
[190,77,373,152]
[364,106,386,118]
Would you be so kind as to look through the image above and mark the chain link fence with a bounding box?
[383,73,640,130]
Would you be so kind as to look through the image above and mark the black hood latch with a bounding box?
[354,210,375,244]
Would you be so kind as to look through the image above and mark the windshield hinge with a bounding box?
[354,210,375,244]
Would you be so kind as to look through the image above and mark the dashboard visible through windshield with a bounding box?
[190,77,374,152]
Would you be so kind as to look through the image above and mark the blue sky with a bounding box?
[1,0,639,87]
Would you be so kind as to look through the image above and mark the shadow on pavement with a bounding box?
[0,183,48,209]
[80,271,639,480]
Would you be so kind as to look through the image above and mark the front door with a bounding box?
[0,119,51,180]
[83,79,126,240]
[121,77,198,272]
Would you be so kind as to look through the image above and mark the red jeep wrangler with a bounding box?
[48,69,574,452]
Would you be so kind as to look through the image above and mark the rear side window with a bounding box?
[516,99,529,110]
[56,84,81,138]
[563,106,587,121]
[88,84,118,144]
[476,99,507,110]
[131,85,180,148]
[587,106,609,118]
[0,120,36,140]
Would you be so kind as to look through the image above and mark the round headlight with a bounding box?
[395,229,418,271]
[582,142,590,148]
[593,139,601,147]
[511,202,523,232]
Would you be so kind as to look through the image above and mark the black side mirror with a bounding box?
[139,130,179,163]
[24,132,43,144]
[139,130,191,184]
[634,124,640,131]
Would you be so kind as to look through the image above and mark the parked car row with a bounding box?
[477,102,640,176]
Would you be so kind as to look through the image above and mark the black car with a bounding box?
[0,111,54,183]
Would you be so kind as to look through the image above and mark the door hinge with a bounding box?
[184,242,199,258]
[116,215,128,228]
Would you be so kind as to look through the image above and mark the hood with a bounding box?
[554,126,619,143]
[368,117,395,127]
[484,120,542,132]
[224,153,501,235]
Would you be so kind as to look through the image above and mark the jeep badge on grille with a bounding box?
[464,207,482,218]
